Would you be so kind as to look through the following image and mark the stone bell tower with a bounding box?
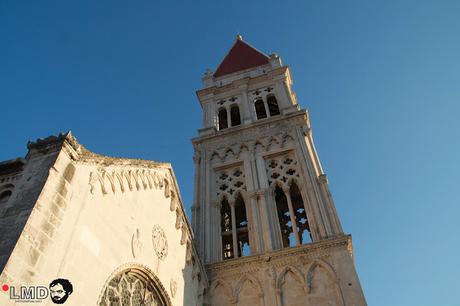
[192,36,366,306]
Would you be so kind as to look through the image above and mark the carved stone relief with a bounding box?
[215,166,246,203]
[131,228,143,259]
[152,225,168,260]
[170,279,177,298]
[265,152,301,188]
[88,168,172,196]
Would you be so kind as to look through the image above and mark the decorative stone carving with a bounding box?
[88,168,172,196]
[170,279,177,298]
[265,151,301,188]
[215,166,246,203]
[131,228,143,259]
[98,267,170,306]
[152,225,168,260]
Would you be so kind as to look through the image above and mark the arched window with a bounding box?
[234,193,250,256]
[274,182,312,248]
[98,267,171,306]
[274,186,295,247]
[267,95,280,116]
[218,108,228,130]
[0,190,12,204]
[290,182,311,244]
[220,197,234,259]
[230,105,241,127]
[254,98,267,119]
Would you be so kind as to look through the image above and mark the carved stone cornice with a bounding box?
[205,235,351,276]
[191,109,310,148]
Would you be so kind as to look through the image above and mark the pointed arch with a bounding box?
[220,196,234,260]
[234,192,250,257]
[234,273,263,297]
[254,140,265,152]
[209,279,233,304]
[210,151,223,162]
[224,148,236,160]
[305,259,345,306]
[276,265,305,290]
[266,136,280,151]
[281,133,295,147]
[305,259,338,286]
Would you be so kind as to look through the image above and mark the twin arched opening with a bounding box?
[220,193,250,260]
[255,95,280,120]
[274,181,312,247]
[218,105,241,131]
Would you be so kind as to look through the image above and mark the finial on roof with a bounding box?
[236,34,243,41]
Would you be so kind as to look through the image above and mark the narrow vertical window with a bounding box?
[218,108,228,130]
[254,98,267,119]
[230,105,241,127]
[220,197,234,259]
[290,182,312,244]
[234,193,250,256]
[267,95,280,116]
[274,186,295,247]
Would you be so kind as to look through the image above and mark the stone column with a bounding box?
[226,106,232,128]
[239,85,252,124]
[229,199,238,258]
[283,187,300,246]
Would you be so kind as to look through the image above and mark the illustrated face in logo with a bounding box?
[49,279,73,304]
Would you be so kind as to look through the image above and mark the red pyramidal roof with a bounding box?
[214,38,269,78]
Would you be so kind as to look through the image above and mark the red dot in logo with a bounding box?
[2,284,8,292]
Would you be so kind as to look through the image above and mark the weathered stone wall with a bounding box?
[205,236,366,306]
[0,140,63,273]
[0,135,206,306]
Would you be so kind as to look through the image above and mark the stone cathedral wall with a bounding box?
[205,236,364,306]
[0,134,206,306]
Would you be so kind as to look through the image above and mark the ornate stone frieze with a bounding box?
[88,167,172,196]
[206,235,350,276]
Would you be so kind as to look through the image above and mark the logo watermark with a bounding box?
[2,279,73,304]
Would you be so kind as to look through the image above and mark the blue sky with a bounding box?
[1,1,459,305]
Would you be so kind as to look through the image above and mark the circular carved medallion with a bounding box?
[152,225,168,260]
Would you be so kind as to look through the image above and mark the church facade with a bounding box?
[0,37,366,305]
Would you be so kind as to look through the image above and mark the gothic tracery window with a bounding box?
[290,182,312,244]
[267,154,312,248]
[234,193,250,256]
[217,167,250,260]
[99,268,170,306]
[220,197,234,259]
